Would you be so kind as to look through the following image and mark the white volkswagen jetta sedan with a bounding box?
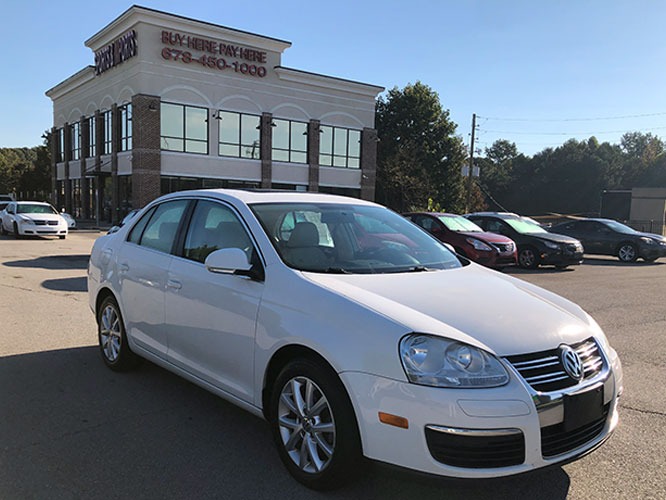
[1,201,68,239]
[87,189,622,489]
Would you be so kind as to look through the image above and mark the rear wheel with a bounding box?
[617,243,637,263]
[59,235,66,240]
[97,296,140,371]
[518,246,539,269]
[269,358,363,490]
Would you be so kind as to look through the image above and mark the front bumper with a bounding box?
[341,347,621,478]
[17,222,67,236]
[540,248,584,267]
[638,243,666,260]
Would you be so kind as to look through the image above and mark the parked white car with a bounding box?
[0,201,68,239]
[87,189,622,489]
[60,211,76,229]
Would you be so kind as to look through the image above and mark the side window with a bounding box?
[128,207,156,244]
[469,217,486,230]
[183,200,253,263]
[485,220,503,233]
[131,200,189,253]
[417,216,435,232]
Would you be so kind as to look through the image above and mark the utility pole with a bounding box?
[465,113,477,213]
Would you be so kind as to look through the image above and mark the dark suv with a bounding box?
[404,212,517,269]
[466,212,584,269]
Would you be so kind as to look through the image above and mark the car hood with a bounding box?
[459,231,514,244]
[303,265,596,356]
[535,232,580,244]
[635,231,666,243]
[19,213,62,222]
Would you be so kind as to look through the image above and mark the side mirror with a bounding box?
[205,248,263,280]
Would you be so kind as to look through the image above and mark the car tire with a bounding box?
[617,242,638,263]
[59,235,66,240]
[269,357,363,490]
[518,246,539,269]
[13,222,20,239]
[644,257,658,263]
[97,296,140,371]
[0,223,5,236]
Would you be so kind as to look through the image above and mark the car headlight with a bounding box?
[466,238,493,252]
[18,216,32,225]
[399,334,509,388]
[639,237,655,245]
[543,240,560,250]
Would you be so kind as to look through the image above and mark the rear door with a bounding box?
[116,199,190,357]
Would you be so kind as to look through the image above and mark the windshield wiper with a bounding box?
[405,265,435,273]
[322,267,352,274]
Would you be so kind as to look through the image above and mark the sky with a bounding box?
[1,0,665,155]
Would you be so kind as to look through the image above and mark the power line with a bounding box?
[478,126,666,136]
[478,111,666,122]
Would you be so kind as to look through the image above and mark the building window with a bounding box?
[272,118,307,164]
[56,128,64,163]
[218,111,260,159]
[161,102,208,154]
[70,122,81,161]
[319,126,361,168]
[87,116,96,158]
[119,104,132,152]
[102,110,112,155]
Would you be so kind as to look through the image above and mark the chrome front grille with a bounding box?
[506,338,604,393]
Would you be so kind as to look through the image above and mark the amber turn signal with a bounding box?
[378,412,409,429]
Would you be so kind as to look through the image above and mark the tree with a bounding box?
[375,82,467,213]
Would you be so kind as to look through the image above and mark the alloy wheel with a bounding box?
[100,304,122,362]
[519,248,537,269]
[618,244,637,262]
[277,376,336,474]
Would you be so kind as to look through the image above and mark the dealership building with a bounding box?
[46,6,383,223]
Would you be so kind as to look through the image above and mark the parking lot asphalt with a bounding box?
[0,232,664,500]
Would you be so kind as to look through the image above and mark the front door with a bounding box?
[165,200,264,403]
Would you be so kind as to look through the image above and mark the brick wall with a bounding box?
[131,94,162,209]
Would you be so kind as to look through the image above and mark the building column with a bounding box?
[63,122,72,213]
[111,104,119,224]
[50,127,58,207]
[94,110,104,224]
[361,127,378,201]
[307,120,321,192]
[80,116,90,219]
[131,94,162,209]
[260,112,273,188]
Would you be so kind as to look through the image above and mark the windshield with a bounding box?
[251,203,462,273]
[438,215,483,232]
[602,220,638,234]
[506,218,548,234]
[17,204,58,215]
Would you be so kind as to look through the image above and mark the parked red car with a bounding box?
[404,212,517,269]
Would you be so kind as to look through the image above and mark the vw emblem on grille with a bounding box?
[560,345,584,381]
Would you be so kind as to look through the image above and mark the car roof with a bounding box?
[405,212,462,218]
[466,212,520,219]
[15,201,51,205]
[158,188,379,206]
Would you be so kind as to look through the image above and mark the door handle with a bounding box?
[167,279,182,290]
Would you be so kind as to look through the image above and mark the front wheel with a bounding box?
[518,247,539,269]
[269,358,363,490]
[617,243,637,263]
[13,223,21,239]
[97,296,140,371]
